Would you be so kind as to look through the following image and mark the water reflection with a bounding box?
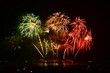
[38,62,88,67]
[36,59,88,67]
[1,60,109,73]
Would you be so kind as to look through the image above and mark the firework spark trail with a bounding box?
[62,39,69,59]
[62,35,73,59]
[63,48,67,59]
[49,40,55,57]
[73,36,76,55]
[43,39,48,55]
[53,42,61,58]
[38,34,44,54]
[62,38,73,59]
[74,48,81,59]
[32,43,44,59]
[43,39,57,56]
[47,49,56,56]
[68,32,76,55]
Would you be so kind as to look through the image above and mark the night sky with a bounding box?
[1,0,110,64]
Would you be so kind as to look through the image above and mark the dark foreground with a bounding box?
[0,60,110,73]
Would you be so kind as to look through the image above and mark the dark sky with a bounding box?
[1,0,110,62]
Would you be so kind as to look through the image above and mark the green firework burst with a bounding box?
[18,13,42,39]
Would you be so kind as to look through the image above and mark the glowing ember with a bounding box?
[29,22,36,30]
[84,35,92,41]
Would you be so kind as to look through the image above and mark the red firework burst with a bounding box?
[62,17,93,59]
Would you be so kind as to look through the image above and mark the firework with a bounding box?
[47,40,57,57]
[45,12,70,38]
[18,13,44,54]
[9,33,23,51]
[33,39,57,58]
[62,17,92,59]
[18,13,42,39]
[15,12,93,60]
[52,42,61,58]
[43,39,54,56]
[62,41,73,59]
